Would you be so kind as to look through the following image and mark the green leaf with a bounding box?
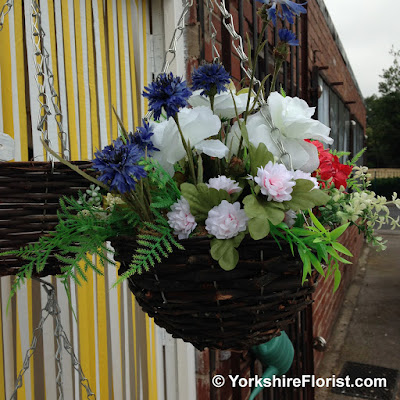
[280,87,287,97]
[248,218,270,240]
[309,252,325,277]
[243,194,285,240]
[308,209,327,233]
[240,123,250,148]
[326,247,352,264]
[285,179,330,211]
[210,232,245,271]
[330,223,350,240]
[180,183,230,222]
[331,241,353,257]
[334,268,342,292]
[249,143,275,176]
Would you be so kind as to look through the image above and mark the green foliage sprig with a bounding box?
[270,210,352,292]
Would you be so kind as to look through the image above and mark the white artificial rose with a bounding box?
[246,92,333,173]
[189,89,254,119]
[151,106,221,175]
[167,197,197,240]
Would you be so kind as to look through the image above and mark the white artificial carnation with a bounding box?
[167,197,197,240]
[188,89,252,119]
[292,170,319,190]
[207,176,241,194]
[245,92,333,173]
[151,106,221,175]
[205,200,248,239]
[254,161,296,202]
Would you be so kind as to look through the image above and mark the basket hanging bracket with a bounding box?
[9,278,96,400]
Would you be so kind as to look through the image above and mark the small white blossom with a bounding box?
[205,200,248,239]
[207,176,241,194]
[254,161,296,202]
[167,197,197,240]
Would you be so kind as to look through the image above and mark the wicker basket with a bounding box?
[112,235,317,350]
[0,161,93,276]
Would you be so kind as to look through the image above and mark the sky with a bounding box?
[323,0,400,98]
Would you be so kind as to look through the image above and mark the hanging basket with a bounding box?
[112,235,317,350]
[0,161,93,276]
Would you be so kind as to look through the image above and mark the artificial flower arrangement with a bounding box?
[6,1,400,302]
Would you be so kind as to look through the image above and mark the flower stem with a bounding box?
[173,114,197,184]
[269,59,284,95]
[40,138,110,191]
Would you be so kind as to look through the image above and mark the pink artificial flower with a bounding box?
[207,175,241,194]
[167,197,197,239]
[205,200,248,239]
[292,169,319,190]
[255,161,296,202]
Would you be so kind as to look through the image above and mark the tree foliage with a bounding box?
[366,48,400,168]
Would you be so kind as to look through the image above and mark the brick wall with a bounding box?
[312,224,365,372]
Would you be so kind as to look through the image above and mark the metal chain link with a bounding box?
[206,0,219,61]
[145,0,193,121]
[0,0,12,32]
[213,0,265,105]
[10,279,95,400]
[31,0,69,160]
[212,0,293,168]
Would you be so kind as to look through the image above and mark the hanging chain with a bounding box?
[0,0,12,32]
[10,280,95,400]
[31,0,69,160]
[213,0,265,105]
[206,0,219,61]
[144,0,193,121]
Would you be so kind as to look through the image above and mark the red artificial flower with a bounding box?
[306,140,353,189]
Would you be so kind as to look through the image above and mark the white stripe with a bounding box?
[121,0,134,131]
[1,278,15,398]
[155,326,166,400]
[92,0,109,147]
[8,8,21,160]
[79,0,93,158]
[177,340,196,400]
[24,0,44,160]
[123,281,131,399]
[67,0,81,160]
[137,0,145,115]
[56,278,75,400]
[164,332,179,399]
[54,0,70,159]
[16,284,33,399]
[40,277,58,399]
[112,0,121,128]
[107,251,123,400]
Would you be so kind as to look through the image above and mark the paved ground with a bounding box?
[315,209,400,400]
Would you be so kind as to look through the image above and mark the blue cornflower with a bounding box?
[278,28,299,46]
[142,73,192,120]
[133,119,159,154]
[257,0,307,26]
[191,63,231,96]
[93,138,147,194]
